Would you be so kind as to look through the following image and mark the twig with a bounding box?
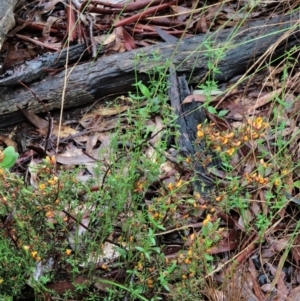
[86,15,97,58]
[114,1,179,28]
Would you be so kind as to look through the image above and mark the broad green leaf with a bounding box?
[137,82,151,99]
[218,110,228,117]
[293,181,300,189]
[0,146,19,169]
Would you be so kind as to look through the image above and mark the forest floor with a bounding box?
[0,0,300,300]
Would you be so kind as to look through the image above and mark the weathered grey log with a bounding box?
[0,43,90,88]
[0,0,19,50]
[0,12,299,127]
[168,67,217,195]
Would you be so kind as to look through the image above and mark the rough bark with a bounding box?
[0,12,299,127]
[0,0,19,50]
[168,67,217,195]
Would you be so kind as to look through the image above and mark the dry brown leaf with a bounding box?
[56,148,95,165]
[247,88,282,114]
[52,124,78,138]
[261,237,289,258]
[266,262,289,301]
[83,105,131,118]
[195,15,208,33]
[248,258,265,301]
[20,109,49,130]
[0,135,18,149]
[291,235,300,266]
[65,3,77,42]
[170,5,191,22]
[86,133,100,155]
[94,32,116,45]
[288,285,300,301]
[182,94,207,104]
[122,27,136,50]
[40,0,62,14]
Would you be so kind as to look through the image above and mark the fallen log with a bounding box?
[0,12,299,127]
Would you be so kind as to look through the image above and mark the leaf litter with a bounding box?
[0,0,299,300]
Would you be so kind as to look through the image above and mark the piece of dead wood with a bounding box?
[0,0,19,50]
[0,12,299,127]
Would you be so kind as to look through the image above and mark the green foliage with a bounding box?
[0,146,18,169]
[0,234,33,298]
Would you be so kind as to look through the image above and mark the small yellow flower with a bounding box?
[203,220,209,226]
[194,192,201,199]
[167,182,173,191]
[189,233,196,241]
[137,262,143,271]
[215,195,222,202]
[39,183,46,190]
[0,278,3,284]
[46,156,56,165]
[152,212,160,219]
[197,130,204,138]
[226,148,235,156]
[147,279,154,286]
[175,180,183,188]
[260,159,267,168]
[203,214,212,226]
[221,137,228,145]
[46,211,54,218]
[65,249,72,256]
[134,181,145,192]
[101,264,108,270]
[253,117,263,130]
[262,122,269,129]
[184,258,191,264]
[214,145,221,152]
[232,141,241,147]
[48,176,58,185]
[224,132,234,139]
[273,178,281,186]
[31,251,38,258]
[186,157,191,163]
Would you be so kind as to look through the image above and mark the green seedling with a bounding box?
[0,146,19,169]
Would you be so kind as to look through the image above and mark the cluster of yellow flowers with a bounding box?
[196,116,269,156]
[245,172,268,185]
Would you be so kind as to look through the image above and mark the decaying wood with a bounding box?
[168,67,217,195]
[0,0,19,50]
[0,12,299,127]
